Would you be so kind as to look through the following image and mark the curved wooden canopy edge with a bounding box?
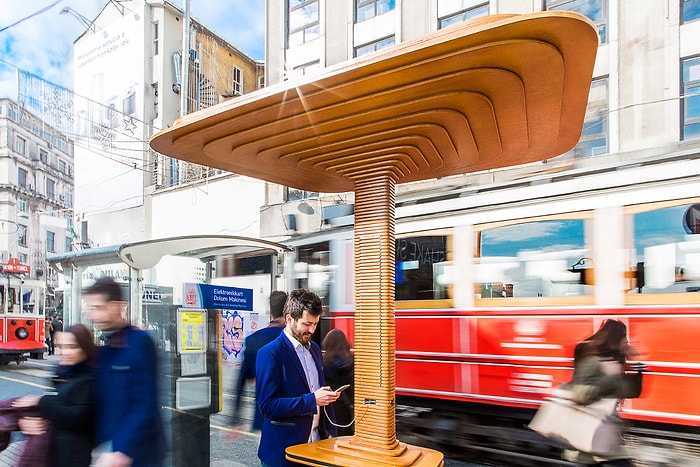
[150,11,598,193]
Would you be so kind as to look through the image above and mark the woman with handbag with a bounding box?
[563,319,644,466]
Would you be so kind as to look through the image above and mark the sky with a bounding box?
[0,0,265,98]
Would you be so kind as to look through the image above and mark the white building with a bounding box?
[0,98,74,287]
[259,0,700,238]
[68,0,265,247]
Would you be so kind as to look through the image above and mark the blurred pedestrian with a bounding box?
[322,328,354,436]
[563,319,644,466]
[235,290,287,430]
[86,277,165,467]
[14,323,97,467]
[45,315,54,355]
[256,288,338,467]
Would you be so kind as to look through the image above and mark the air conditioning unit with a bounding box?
[59,195,65,201]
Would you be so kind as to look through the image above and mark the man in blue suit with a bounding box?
[256,289,339,466]
[235,290,287,430]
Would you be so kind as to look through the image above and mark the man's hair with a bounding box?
[284,288,322,320]
[85,277,124,303]
[269,290,288,320]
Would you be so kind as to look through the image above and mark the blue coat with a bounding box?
[256,331,337,466]
[95,326,165,466]
[236,324,284,430]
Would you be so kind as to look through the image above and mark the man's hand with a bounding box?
[314,386,340,406]
[94,451,133,467]
[18,416,47,435]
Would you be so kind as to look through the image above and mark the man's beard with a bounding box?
[291,325,313,344]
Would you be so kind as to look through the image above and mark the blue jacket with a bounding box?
[236,324,284,430]
[95,326,165,466]
[256,331,336,466]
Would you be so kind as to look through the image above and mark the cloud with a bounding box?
[0,0,265,98]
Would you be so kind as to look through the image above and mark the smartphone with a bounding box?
[334,384,351,393]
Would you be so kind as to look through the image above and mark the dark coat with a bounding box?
[38,363,96,467]
[256,332,337,467]
[235,323,284,430]
[95,326,165,466]
[323,356,354,436]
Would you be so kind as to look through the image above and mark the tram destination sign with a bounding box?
[0,258,30,274]
[182,282,253,311]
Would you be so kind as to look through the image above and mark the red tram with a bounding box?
[280,158,700,462]
[0,261,46,364]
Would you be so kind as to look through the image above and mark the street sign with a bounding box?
[0,258,30,274]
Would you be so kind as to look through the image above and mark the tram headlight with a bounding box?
[15,327,29,340]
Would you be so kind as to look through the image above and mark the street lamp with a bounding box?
[59,7,96,33]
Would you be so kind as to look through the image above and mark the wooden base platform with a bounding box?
[286,437,444,467]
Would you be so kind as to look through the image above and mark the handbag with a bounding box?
[528,385,623,456]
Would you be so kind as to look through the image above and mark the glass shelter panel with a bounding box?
[475,218,592,301]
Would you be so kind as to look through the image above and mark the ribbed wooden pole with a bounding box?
[348,172,399,452]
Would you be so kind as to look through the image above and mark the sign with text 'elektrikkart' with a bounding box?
[182,283,253,311]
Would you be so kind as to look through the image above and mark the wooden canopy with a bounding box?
[150,12,598,191]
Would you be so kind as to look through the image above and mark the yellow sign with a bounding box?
[178,310,206,353]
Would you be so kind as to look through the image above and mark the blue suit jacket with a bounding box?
[256,331,336,466]
[236,324,284,429]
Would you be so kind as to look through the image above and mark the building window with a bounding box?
[47,231,56,253]
[64,188,73,204]
[18,198,27,213]
[356,0,395,23]
[438,2,489,29]
[682,56,700,140]
[65,236,72,253]
[355,36,395,57]
[58,159,66,173]
[232,66,243,95]
[15,135,26,155]
[546,0,607,44]
[682,0,700,24]
[152,21,159,55]
[18,167,28,189]
[575,78,608,157]
[18,225,27,247]
[18,253,28,264]
[288,0,320,47]
[285,187,318,201]
[46,178,56,199]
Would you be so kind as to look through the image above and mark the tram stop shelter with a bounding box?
[47,235,290,467]
[151,12,599,467]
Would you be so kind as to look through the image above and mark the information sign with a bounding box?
[177,309,206,354]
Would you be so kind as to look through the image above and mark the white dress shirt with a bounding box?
[284,329,321,442]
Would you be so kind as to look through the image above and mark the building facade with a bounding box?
[0,98,75,287]
[260,0,700,238]
[66,0,265,247]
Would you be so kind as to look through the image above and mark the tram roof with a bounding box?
[47,235,291,272]
[150,12,598,193]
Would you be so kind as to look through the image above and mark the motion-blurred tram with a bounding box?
[277,154,700,464]
[0,264,46,364]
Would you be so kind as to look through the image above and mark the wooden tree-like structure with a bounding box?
[151,12,598,467]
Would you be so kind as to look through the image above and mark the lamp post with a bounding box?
[59,7,96,33]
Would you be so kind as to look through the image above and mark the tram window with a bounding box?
[293,242,331,307]
[627,203,700,293]
[21,287,35,314]
[475,219,592,300]
[395,235,451,301]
